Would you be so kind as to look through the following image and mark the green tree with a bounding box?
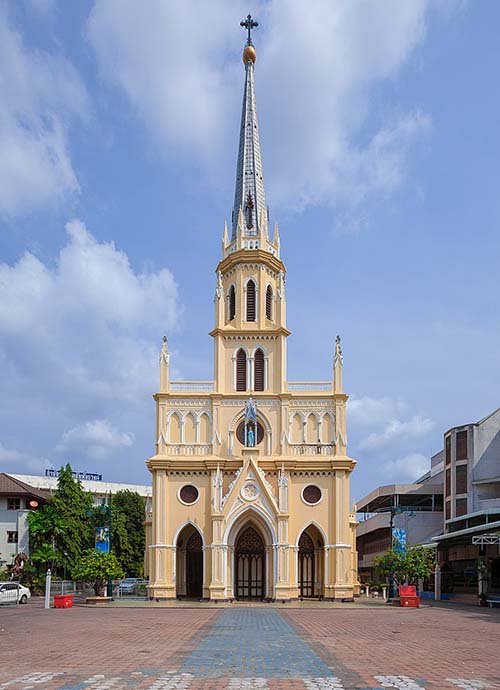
[27,504,68,570]
[403,546,435,583]
[111,490,146,577]
[374,546,435,586]
[51,464,94,577]
[373,549,406,585]
[73,550,123,596]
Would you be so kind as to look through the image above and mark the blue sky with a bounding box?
[1,1,499,499]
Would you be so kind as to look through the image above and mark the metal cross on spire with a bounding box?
[240,14,258,45]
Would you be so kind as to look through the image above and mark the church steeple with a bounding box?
[232,15,267,241]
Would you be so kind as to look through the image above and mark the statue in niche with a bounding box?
[246,424,255,447]
[244,397,257,447]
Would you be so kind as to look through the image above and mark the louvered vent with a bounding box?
[236,349,247,391]
[229,285,236,320]
[254,349,264,391]
[246,280,256,321]
[266,285,272,320]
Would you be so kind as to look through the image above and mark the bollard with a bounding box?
[382,586,387,600]
[44,568,52,609]
[365,586,370,597]
[435,564,441,601]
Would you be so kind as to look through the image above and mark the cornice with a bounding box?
[209,326,291,338]
[216,248,285,275]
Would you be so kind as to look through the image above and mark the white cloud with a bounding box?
[384,453,430,482]
[359,415,434,450]
[348,396,408,427]
[0,217,180,477]
[87,0,442,216]
[0,219,180,401]
[57,419,135,460]
[0,442,50,473]
[0,4,88,217]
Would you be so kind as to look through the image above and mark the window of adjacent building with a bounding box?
[7,531,18,543]
[445,468,451,497]
[456,430,468,461]
[254,348,265,391]
[455,464,468,494]
[445,435,451,464]
[455,497,468,517]
[229,285,236,321]
[7,497,20,511]
[445,500,451,520]
[236,348,247,391]
[265,285,273,320]
[246,280,256,321]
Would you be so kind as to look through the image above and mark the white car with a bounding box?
[0,582,31,604]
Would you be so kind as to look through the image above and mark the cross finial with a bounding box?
[240,13,258,46]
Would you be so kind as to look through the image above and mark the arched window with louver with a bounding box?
[254,348,265,391]
[229,285,236,321]
[236,349,247,391]
[266,285,273,320]
[246,280,256,322]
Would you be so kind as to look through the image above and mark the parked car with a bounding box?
[118,578,142,594]
[0,582,31,604]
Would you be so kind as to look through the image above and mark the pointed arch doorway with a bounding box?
[298,525,325,599]
[176,525,203,598]
[235,525,265,600]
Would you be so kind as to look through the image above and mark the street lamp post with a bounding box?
[103,497,113,599]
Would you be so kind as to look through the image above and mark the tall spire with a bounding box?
[232,15,267,241]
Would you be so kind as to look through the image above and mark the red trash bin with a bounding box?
[54,594,73,609]
[398,585,419,607]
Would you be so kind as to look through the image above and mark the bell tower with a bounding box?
[210,19,290,395]
[146,15,359,603]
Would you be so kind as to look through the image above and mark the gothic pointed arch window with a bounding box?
[246,279,256,322]
[229,285,236,321]
[254,348,265,391]
[266,285,273,320]
[236,348,247,391]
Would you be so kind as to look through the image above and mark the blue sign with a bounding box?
[393,527,407,555]
[95,527,110,553]
[46,469,103,481]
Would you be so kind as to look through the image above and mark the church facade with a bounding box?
[145,20,359,602]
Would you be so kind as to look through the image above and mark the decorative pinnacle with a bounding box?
[162,335,168,345]
[240,13,258,46]
[334,335,343,365]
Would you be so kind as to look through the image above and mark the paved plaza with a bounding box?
[0,602,499,690]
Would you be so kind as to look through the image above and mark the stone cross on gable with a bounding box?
[240,14,258,45]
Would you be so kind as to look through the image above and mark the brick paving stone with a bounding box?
[282,606,500,689]
[0,601,499,689]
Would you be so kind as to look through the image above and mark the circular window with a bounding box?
[236,420,264,446]
[302,485,322,505]
[178,485,199,505]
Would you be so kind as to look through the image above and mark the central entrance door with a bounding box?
[186,530,203,597]
[298,531,315,598]
[235,525,265,600]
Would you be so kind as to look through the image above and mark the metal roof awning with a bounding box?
[432,519,500,542]
[472,533,500,545]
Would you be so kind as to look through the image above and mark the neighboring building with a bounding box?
[145,22,358,601]
[433,406,500,595]
[356,464,443,583]
[9,473,152,514]
[0,474,47,563]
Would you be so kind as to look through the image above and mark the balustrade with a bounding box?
[288,444,335,456]
[167,444,212,456]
